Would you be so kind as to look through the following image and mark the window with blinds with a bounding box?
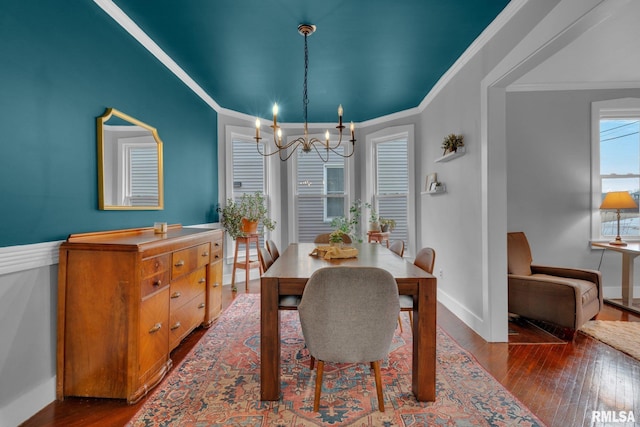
[373,137,409,245]
[295,146,349,243]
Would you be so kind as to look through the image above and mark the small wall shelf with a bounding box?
[435,146,465,163]
[421,184,446,195]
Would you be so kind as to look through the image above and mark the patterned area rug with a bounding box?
[580,320,640,361]
[128,294,544,426]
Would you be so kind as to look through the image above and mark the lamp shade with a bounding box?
[600,191,638,210]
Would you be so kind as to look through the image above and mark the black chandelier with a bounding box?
[254,24,356,162]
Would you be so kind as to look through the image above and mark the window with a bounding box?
[117,136,158,206]
[366,125,415,256]
[591,99,640,241]
[225,127,274,250]
[291,142,352,243]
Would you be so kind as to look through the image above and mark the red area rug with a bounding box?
[128,294,544,426]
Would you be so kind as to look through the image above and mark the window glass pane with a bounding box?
[375,137,408,244]
[295,145,347,241]
[129,146,158,205]
[600,119,639,175]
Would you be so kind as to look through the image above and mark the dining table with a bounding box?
[260,242,437,402]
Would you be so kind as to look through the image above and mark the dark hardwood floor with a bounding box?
[22,280,640,427]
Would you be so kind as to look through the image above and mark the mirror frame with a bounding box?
[97,108,164,210]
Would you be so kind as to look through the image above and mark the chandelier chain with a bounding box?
[303,33,309,125]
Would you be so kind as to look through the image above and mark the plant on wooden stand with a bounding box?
[379,217,396,232]
[217,192,276,239]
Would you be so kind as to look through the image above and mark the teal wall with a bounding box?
[0,1,218,247]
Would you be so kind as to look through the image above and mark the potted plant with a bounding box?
[330,199,365,242]
[217,192,276,239]
[328,230,345,247]
[365,202,381,232]
[379,217,396,233]
[441,133,464,155]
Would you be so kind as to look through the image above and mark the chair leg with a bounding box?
[409,311,413,332]
[372,360,385,412]
[310,355,315,370]
[313,361,324,412]
[397,315,403,332]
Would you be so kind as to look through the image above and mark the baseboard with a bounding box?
[0,377,56,427]
[437,288,489,339]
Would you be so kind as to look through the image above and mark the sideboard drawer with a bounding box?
[138,288,170,383]
[172,243,210,278]
[169,293,206,350]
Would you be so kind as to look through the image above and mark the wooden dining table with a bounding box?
[260,242,437,402]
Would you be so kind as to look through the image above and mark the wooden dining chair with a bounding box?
[266,239,280,261]
[298,266,400,412]
[260,245,300,310]
[399,247,436,332]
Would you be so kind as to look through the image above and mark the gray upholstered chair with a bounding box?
[507,232,602,333]
[298,266,400,412]
[399,247,435,332]
[313,233,352,244]
[266,239,280,261]
[389,240,405,257]
[257,247,273,272]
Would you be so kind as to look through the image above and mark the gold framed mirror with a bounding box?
[97,108,164,210]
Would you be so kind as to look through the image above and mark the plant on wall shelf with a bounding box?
[441,133,464,155]
[217,192,276,239]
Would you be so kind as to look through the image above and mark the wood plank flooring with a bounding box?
[22,279,640,427]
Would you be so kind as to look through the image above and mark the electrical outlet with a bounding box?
[439,269,443,279]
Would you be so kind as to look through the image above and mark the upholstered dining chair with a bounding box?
[257,247,273,272]
[507,231,602,334]
[313,233,352,244]
[298,266,400,412]
[266,239,280,261]
[399,247,436,332]
[389,240,405,257]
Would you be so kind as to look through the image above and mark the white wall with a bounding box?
[506,88,640,298]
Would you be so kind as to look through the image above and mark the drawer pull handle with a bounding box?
[153,280,162,287]
[198,302,206,309]
[215,254,220,259]
[198,278,206,284]
[174,260,185,267]
[202,251,209,257]
[171,292,181,299]
[213,282,219,288]
[149,323,162,334]
[170,321,181,331]
[214,242,220,247]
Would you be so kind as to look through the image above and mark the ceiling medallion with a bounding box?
[254,24,355,162]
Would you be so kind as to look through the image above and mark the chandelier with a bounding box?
[254,24,356,162]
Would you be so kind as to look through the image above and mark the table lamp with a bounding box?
[600,191,638,246]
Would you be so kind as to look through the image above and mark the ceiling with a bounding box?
[112,0,510,123]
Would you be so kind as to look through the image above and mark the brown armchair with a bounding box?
[507,232,603,332]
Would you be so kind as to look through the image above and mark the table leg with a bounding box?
[260,276,281,400]
[412,277,437,401]
[621,253,637,306]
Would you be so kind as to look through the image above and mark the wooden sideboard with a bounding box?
[56,225,224,403]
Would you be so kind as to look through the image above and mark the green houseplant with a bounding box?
[441,133,464,155]
[330,199,365,243]
[217,192,276,239]
[379,217,396,232]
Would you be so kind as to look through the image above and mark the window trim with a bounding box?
[591,98,640,242]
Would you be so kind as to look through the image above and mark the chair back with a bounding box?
[258,247,273,272]
[507,232,533,275]
[313,233,352,244]
[389,240,404,257]
[298,267,400,363]
[266,239,280,261]
[414,247,436,274]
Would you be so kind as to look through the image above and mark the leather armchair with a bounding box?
[507,232,602,331]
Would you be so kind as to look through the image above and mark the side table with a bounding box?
[231,234,262,291]
[367,231,390,248]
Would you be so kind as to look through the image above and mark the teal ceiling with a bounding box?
[113,0,510,123]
